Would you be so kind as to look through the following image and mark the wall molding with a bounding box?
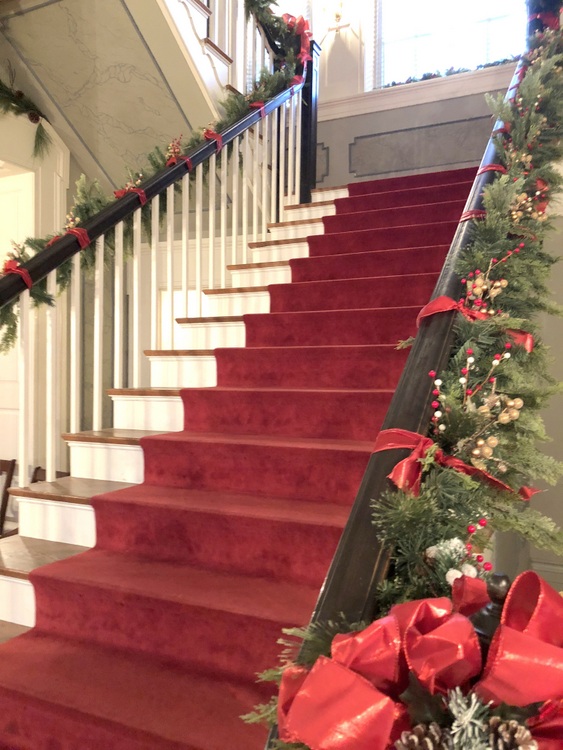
[319,64,515,122]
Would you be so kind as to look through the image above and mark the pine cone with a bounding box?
[395,722,453,750]
[488,716,538,749]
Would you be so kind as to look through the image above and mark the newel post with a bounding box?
[299,40,321,204]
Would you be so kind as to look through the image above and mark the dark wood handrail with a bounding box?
[0,65,314,311]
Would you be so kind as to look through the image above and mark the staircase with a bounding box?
[0,166,475,749]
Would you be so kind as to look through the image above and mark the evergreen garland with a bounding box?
[0,62,52,158]
[0,3,305,351]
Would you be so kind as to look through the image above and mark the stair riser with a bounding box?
[215,346,409,389]
[348,167,476,195]
[175,321,245,349]
[32,577,306,682]
[0,577,35,627]
[250,240,309,263]
[229,264,291,287]
[202,290,270,317]
[269,274,437,313]
[68,443,144,484]
[290,246,448,282]
[308,222,458,256]
[142,436,371,504]
[181,389,392,441]
[267,220,324,241]
[111,396,183,431]
[148,355,218,388]
[323,200,464,233]
[244,307,420,347]
[334,181,472,213]
[94,496,343,587]
[284,203,336,221]
[311,187,348,203]
[18,498,95,548]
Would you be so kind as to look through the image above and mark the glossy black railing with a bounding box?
[0,50,318,312]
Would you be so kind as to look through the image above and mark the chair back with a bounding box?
[0,459,16,536]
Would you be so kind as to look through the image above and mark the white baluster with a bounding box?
[150,196,160,351]
[114,221,124,389]
[93,236,105,432]
[166,184,175,348]
[69,253,82,434]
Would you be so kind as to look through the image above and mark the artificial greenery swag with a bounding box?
[245,22,563,750]
[0,0,307,352]
[0,61,52,159]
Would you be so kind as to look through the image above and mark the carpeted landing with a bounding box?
[0,167,475,749]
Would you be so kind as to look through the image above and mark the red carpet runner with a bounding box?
[0,167,475,749]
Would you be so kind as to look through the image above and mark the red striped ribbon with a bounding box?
[203,128,223,153]
[113,187,147,206]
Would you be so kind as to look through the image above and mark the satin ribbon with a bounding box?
[166,155,193,170]
[528,12,560,30]
[416,295,488,327]
[249,101,266,119]
[278,591,483,750]
[289,74,305,96]
[373,428,537,500]
[282,13,312,62]
[46,227,91,249]
[460,209,487,222]
[279,571,563,750]
[492,124,512,137]
[113,187,147,206]
[2,258,32,289]
[477,164,507,176]
[203,128,223,153]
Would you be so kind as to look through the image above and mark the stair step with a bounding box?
[145,349,219,387]
[248,236,310,263]
[32,549,317,680]
[289,244,449,282]
[348,166,477,195]
[228,259,291,287]
[202,286,270,316]
[268,271,438,313]
[215,344,409,389]
[0,631,269,749]
[141,430,372,504]
[244,305,422,347]
[93,484,348,586]
[323,198,465,233]
[284,199,336,221]
[180,386,393,441]
[174,316,246,349]
[267,216,324,240]
[0,536,88,626]
[310,185,349,202]
[109,388,183,431]
[0,620,29,644]
[334,179,472,213]
[63,429,157,484]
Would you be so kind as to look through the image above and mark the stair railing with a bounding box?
[0,46,319,488]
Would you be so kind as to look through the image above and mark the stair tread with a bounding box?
[183,385,393,394]
[227,259,289,270]
[144,349,215,356]
[0,631,267,748]
[203,285,268,295]
[108,388,182,397]
[62,428,164,444]
[0,536,88,579]
[10,476,134,503]
[144,429,373,451]
[32,548,318,624]
[176,315,244,324]
[0,620,29,644]
[94,484,350,527]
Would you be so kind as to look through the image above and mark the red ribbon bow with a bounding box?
[282,13,312,62]
[203,128,223,153]
[372,428,538,501]
[278,571,563,750]
[460,209,487,222]
[2,258,32,289]
[113,186,147,206]
[166,155,193,170]
[529,12,560,30]
[249,101,266,119]
[46,227,91,250]
[289,74,305,96]
[477,164,507,176]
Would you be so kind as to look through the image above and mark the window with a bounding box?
[379,0,528,86]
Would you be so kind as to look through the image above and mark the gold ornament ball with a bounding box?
[498,412,511,425]
[508,408,520,420]
[477,405,491,416]
[480,445,494,459]
[476,438,485,446]
[498,462,508,473]
[506,399,515,408]
[472,448,481,457]
[513,398,524,409]
[486,436,499,448]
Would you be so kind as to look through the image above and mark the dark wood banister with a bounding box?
[0,52,317,311]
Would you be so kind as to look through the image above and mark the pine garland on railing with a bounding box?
[0,3,308,352]
[245,24,563,750]
[0,62,52,158]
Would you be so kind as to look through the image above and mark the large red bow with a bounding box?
[2,258,32,289]
[282,13,312,62]
[278,571,563,750]
[372,428,536,500]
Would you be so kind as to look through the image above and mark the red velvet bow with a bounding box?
[46,227,91,249]
[250,101,266,119]
[282,13,312,62]
[203,128,223,153]
[2,258,32,289]
[289,74,305,96]
[372,428,537,501]
[529,12,560,30]
[113,186,147,206]
[166,155,193,170]
[460,209,487,222]
[279,571,563,750]
[477,164,507,176]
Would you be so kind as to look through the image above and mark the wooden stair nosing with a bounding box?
[203,285,268,296]
[175,315,244,325]
[227,259,289,271]
[108,388,182,397]
[0,536,88,580]
[144,349,215,357]
[62,429,162,446]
